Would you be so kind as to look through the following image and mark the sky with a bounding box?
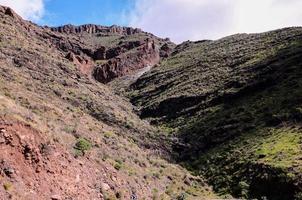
[0,0,302,43]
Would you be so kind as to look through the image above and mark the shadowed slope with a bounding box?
[130,27,302,199]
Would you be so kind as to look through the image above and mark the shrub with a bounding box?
[176,193,187,200]
[291,107,302,121]
[74,138,92,156]
[238,181,249,198]
[114,163,122,170]
[104,131,114,138]
[114,159,123,170]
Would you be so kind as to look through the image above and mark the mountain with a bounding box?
[0,6,214,200]
[1,4,302,200]
[129,27,302,199]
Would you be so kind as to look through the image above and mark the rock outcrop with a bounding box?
[93,39,160,83]
[47,23,175,82]
[0,6,20,19]
[50,24,143,36]
[93,46,106,60]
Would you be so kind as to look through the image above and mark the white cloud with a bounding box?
[0,0,45,21]
[129,0,302,43]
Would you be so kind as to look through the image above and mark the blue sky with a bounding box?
[0,0,302,43]
[41,0,134,26]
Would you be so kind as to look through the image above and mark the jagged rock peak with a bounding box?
[50,24,143,35]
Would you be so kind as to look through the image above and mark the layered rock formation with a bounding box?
[48,23,174,83]
[50,24,143,35]
[93,38,160,83]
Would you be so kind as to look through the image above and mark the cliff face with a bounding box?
[93,38,160,83]
[48,23,175,83]
[50,24,143,35]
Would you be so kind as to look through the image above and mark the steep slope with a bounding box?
[130,27,302,199]
[0,6,215,199]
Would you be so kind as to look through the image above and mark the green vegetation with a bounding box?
[104,131,115,138]
[130,27,302,199]
[74,138,92,156]
[188,127,302,200]
[114,159,123,170]
[255,128,301,168]
[4,5,302,199]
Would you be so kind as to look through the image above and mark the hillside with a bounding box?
[0,6,215,200]
[130,27,302,199]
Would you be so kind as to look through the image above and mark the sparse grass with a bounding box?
[104,192,118,200]
[152,172,160,179]
[158,125,175,135]
[189,126,302,199]
[255,128,301,168]
[104,131,115,138]
[152,188,159,200]
[62,125,77,134]
[0,10,247,199]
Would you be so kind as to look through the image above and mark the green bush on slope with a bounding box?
[74,138,92,156]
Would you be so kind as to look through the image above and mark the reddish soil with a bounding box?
[0,116,104,199]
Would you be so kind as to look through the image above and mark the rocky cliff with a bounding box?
[50,24,143,35]
[48,22,174,83]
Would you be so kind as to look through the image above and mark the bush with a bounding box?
[238,181,249,198]
[74,138,92,156]
[176,193,187,200]
[114,163,122,170]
